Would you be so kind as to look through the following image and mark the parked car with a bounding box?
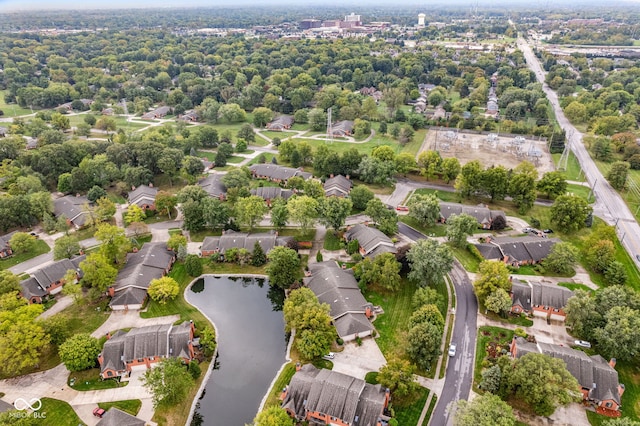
[448,343,457,357]
[543,229,554,234]
[574,340,591,348]
[396,205,409,212]
[636,254,640,262]
[322,352,335,360]
[93,408,106,418]
[522,227,532,233]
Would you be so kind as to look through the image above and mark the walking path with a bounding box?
[37,296,73,320]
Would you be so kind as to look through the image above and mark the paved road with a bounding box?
[518,38,640,268]
[397,225,478,426]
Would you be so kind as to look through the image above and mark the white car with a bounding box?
[322,352,335,360]
[574,340,591,348]
[448,343,457,357]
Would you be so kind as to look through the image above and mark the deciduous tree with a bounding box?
[184,255,203,277]
[473,261,511,304]
[155,191,177,219]
[9,232,36,253]
[550,195,592,232]
[508,161,538,214]
[407,321,442,370]
[407,239,453,286]
[266,246,300,289]
[142,357,194,408]
[80,253,117,294]
[607,161,630,190]
[283,287,334,359]
[287,195,319,231]
[537,171,568,199]
[95,223,131,264]
[53,235,81,260]
[454,393,516,426]
[354,253,402,291]
[446,213,478,247]
[58,333,101,372]
[377,358,420,399]
[408,193,440,227]
[125,204,146,224]
[253,406,294,426]
[320,196,352,231]
[485,288,513,315]
[270,198,289,230]
[148,276,180,304]
[235,195,268,230]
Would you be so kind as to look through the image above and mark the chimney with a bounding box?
[330,174,334,178]
[346,175,350,180]
[610,358,617,368]
[106,332,111,340]
[131,185,136,191]
[148,183,154,188]
[295,362,302,372]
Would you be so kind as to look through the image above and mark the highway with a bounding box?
[518,38,640,267]
[397,223,478,426]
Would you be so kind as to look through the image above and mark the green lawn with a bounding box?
[260,130,297,140]
[247,152,275,166]
[473,326,514,392]
[565,183,594,203]
[399,216,448,237]
[69,368,128,391]
[424,394,438,426]
[323,231,343,251]
[262,362,297,410]
[226,155,245,164]
[449,244,481,273]
[0,239,50,270]
[52,296,110,336]
[394,387,430,426]
[286,136,404,156]
[0,90,36,116]
[196,150,216,161]
[414,188,462,203]
[188,228,223,243]
[401,129,427,157]
[37,397,84,426]
[98,399,142,416]
[558,282,595,293]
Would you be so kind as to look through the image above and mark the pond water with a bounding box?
[187,275,287,426]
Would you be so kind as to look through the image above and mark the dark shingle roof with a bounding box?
[128,185,158,207]
[324,175,352,197]
[20,277,48,299]
[511,281,532,311]
[344,224,396,258]
[267,115,294,129]
[439,202,505,226]
[488,236,558,263]
[32,258,79,288]
[531,282,573,310]
[54,195,91,226]
[249,164,312,181]
[474,243,503,260]
[198,174,226,198]
[250,186,293,201]
[96,408,145,426]
[200,231,292,255]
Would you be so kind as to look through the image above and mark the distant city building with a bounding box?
[300,19,321,30]
[418,13,426,26]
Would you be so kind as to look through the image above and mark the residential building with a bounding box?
[331,120,354,137]
[475,236,558,266]
[344,224,397,258]
[54,195,93,228]
[96,408,145,426]
[266,115,294,130]
[249,164,312,184]
[128,184,158,210]
[510,280,573,321]
[200,230,293,257]
[439,202,505,229]
[281,364,390,425]
[305,261,375,341]
[0,231,16,258]
[178,110,199,122]
[108,243,175,311]
[141,106,171,120]
[20,256,85,304]
[511,337,624,416]
[323,174,352,197]
[198,174,227,199]
[250,186,293,205]
[98,321,195,379]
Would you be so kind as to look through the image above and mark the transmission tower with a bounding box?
[327,107,333,144]
[557,131,571,171]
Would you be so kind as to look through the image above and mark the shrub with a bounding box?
[316,251,323,262]
[188,361,201,379]
[467,244,485,263]
[514,328,527,338]
[355,336,363,346]
[346,239,360,255]
[184,254,203,277]
[529,217,541,228]
[351,253,363,262]
[336,338,344,345]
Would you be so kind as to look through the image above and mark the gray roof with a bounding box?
[487,236,558,263]
[324,175,352,196]
[282,364,386,426]
[20,277,47,300]
[250,186,293,201]
[32,258,80,289]
[100,321,192,375]
[128,185,158,207]
[0,231,16,250]
[111,243,174,307]
[344,224,396,258]
[332,120,354,136]
[142,105,171,119]
[198,174,226,198]
[200,231,292,255]
[96,408,145,426]
[267,115,294,129]
[249,164,312,181]
[474,243,502,260]
[304,262,373,338]
[510,281,532,311]
[512,337,622,405]
[54,195,91,226]
[109,287,148,307]
[439,202,506,226]
[531,282,573,310]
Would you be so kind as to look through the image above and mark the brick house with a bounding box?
[20,256,85,304]
[98,321,195,379]
[200,230,293,258]
[266,115,294,130]
[439,202,505,230]
[511,337,624,416]
[475,236,558,266]
[281,364,391,425]
[331,120,354,137]
[250,186,293,206]
[0,232,16,259]
[128,184,158,210]
[344,224,396,258]
[141,106,171,120]
[249,164,312,185]
[323,174,352,197]
[510,280,573,321]
[198,174,227,200]
[54,195,94,229]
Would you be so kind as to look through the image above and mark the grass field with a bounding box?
[0,239,50,270]
[260,130,297,140]
[262,362,296,408]
[323,231,343,250]
[552,152,583,181]
[473,326,514,392]
[558,282,594,293]
[69,368,128,391]
[394,387,430,426]
[37,398,83,426]
[0,90,36,116]
[98,399,142,416]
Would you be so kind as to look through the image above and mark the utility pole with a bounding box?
[327,107,333,144]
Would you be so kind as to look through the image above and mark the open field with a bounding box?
[422,129,555,174]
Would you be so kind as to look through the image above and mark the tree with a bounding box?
[222,168,250,189]
[473,261,511,304]
[142,357,194,408]
[266,246,300,289]
[407,239,453,286]
[537,171,568,199]
[95,223,131,264]
[148,276,180,304]
[199,326,216,357]
[409,304,445,330]
[218,103,246,123]
[9,232,36,253]
[349,185,374,210]
[80,253,117,294]
[181,199,205,232]
[607,161,630,190]
[202,197,230,229]
[543,242,578,275]
[0,308,49,376]
[167,234,187,252]
[455,160,483,198]
[252,241,267,266]
[354,253,402,291]
[320,196,352,231]
[95,197,116,222]
[454,393,516,426]
[252,107,274,128]
[287,195,319,231]
[605,261,627,285]
[125,204,147,224]
[365,198,389,226]
[441,157,462,183]
[237,123,255,143]
[565,290,600,340]
[479,364,502,394]
[235,195,268,230]
[585,239,615,273]
[61,275,82,303]
[58,333,101,372]
[412,287,446,312]
[550,195,592,233]
[283,288,334,359]
[358,156,395,184]
[382,88,406,118]
[485,288,513,315]
[407,321,442,369]
[377,358,420,399]
[408,194,440,227]
[480,166,509,201]
[595,306,640,361]
[184,255,203,277]
[253,406,294,426]
[270,198,289,230]
[446,213,478,247]
[182,156,204,180]
[51,112,70,131]
[53,235,81,260]
[155,191,177,219]
[87,185,107,203]
[509,161,538,213]
[0,271,20,295]
[506,353,581,416]
[603,419,640,426]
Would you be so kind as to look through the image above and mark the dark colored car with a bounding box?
[93,407,106,418]
[543,229,554,234]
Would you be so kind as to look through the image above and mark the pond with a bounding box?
[187,275,287,426]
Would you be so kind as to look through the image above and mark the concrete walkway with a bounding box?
[330,339,386,380]
[37,295,74,320]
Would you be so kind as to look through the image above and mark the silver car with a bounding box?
[448,343,457,357]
